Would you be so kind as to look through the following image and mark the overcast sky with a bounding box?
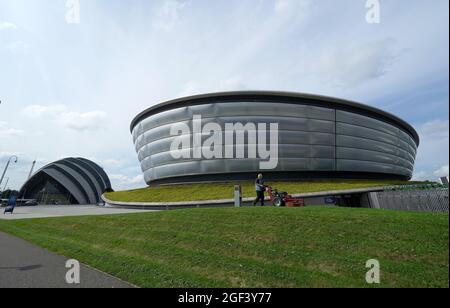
[0,0,449,191]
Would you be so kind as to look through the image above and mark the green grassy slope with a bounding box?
[105,180,418,203]
[0,207,447,288]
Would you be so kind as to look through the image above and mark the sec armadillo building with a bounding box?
[20,158,112,205]
[131,91,419,185]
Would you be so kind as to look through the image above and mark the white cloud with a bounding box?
[412,171,429,181]
[23,105,107,132]
[152,0,186,31]
[178,81,202,97]
[217,76,248,92]
[0,121,25,138]
[0,151,21,160]
[419,119,449,137]
[434,165,449,178]
[7,40,29,54]
[274,0,310,14]
[413,165,449,182]
[274,0,291,13]
[60,111,107,132]
[178,76,248,97]
[413,119,449,181]
[110,174,145,188]
[0,21,17,31]
[23,105,66,118]
[312,39,399,88]
[416,119,449,160]
[99,158,123,169]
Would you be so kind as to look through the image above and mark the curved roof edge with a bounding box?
[130,91,420,146]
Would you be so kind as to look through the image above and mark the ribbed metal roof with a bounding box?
[130,91,419,146]
[20,157,112,205]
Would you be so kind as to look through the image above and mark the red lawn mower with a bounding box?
[266,186,305,207]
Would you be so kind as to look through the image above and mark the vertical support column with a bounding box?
[334,109,338,172]
[368,192,381,209]
[234,185,242,207]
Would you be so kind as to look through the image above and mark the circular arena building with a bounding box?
[131,91,419,185]
[20,157,113,205]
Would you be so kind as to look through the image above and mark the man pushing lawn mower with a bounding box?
[252,174,306,207]
[253,173,266,206]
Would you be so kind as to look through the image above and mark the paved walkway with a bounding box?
[0,232,135,288]
[0,205,157,220]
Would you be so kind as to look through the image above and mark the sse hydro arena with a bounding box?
[131,91,419,185]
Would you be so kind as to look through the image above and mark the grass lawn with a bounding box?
[105,179,419,203]
[0,206,448,288]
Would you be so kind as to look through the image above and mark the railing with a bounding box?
[373,188,449,213]
[384,183,449,191]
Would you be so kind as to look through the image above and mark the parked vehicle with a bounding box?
[24,200,39,207]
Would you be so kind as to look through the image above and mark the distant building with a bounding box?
[20,157,112,205]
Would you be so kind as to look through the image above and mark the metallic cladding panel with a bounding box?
[78,157,112,190]
[65,158,103,201]
[132,99,418,184]
[54,163,97,204]
[137,117,335,148]
[140,144,337,170]
[132,103,335,143]
[336,122,400,146]
[137,131,336,160]
[130,92,420,144]
[336,110,402,137]
[72,158,107,193]
[43,168,88,205]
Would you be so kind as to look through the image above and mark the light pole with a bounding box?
[2,177,9,191]
[28,160,36,179]
[0,155,18,190]
[2,178,9,191]
[0,177,8,199]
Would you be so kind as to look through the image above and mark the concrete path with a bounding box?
[0,232,135,288]
[0,205,157,220]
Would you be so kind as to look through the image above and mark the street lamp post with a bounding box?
[0,177,9,199]
[2,177,9,191]
[0,155,18,190]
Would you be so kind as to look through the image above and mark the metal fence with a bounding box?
[384,183,449,191]
[370,188,449,213]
